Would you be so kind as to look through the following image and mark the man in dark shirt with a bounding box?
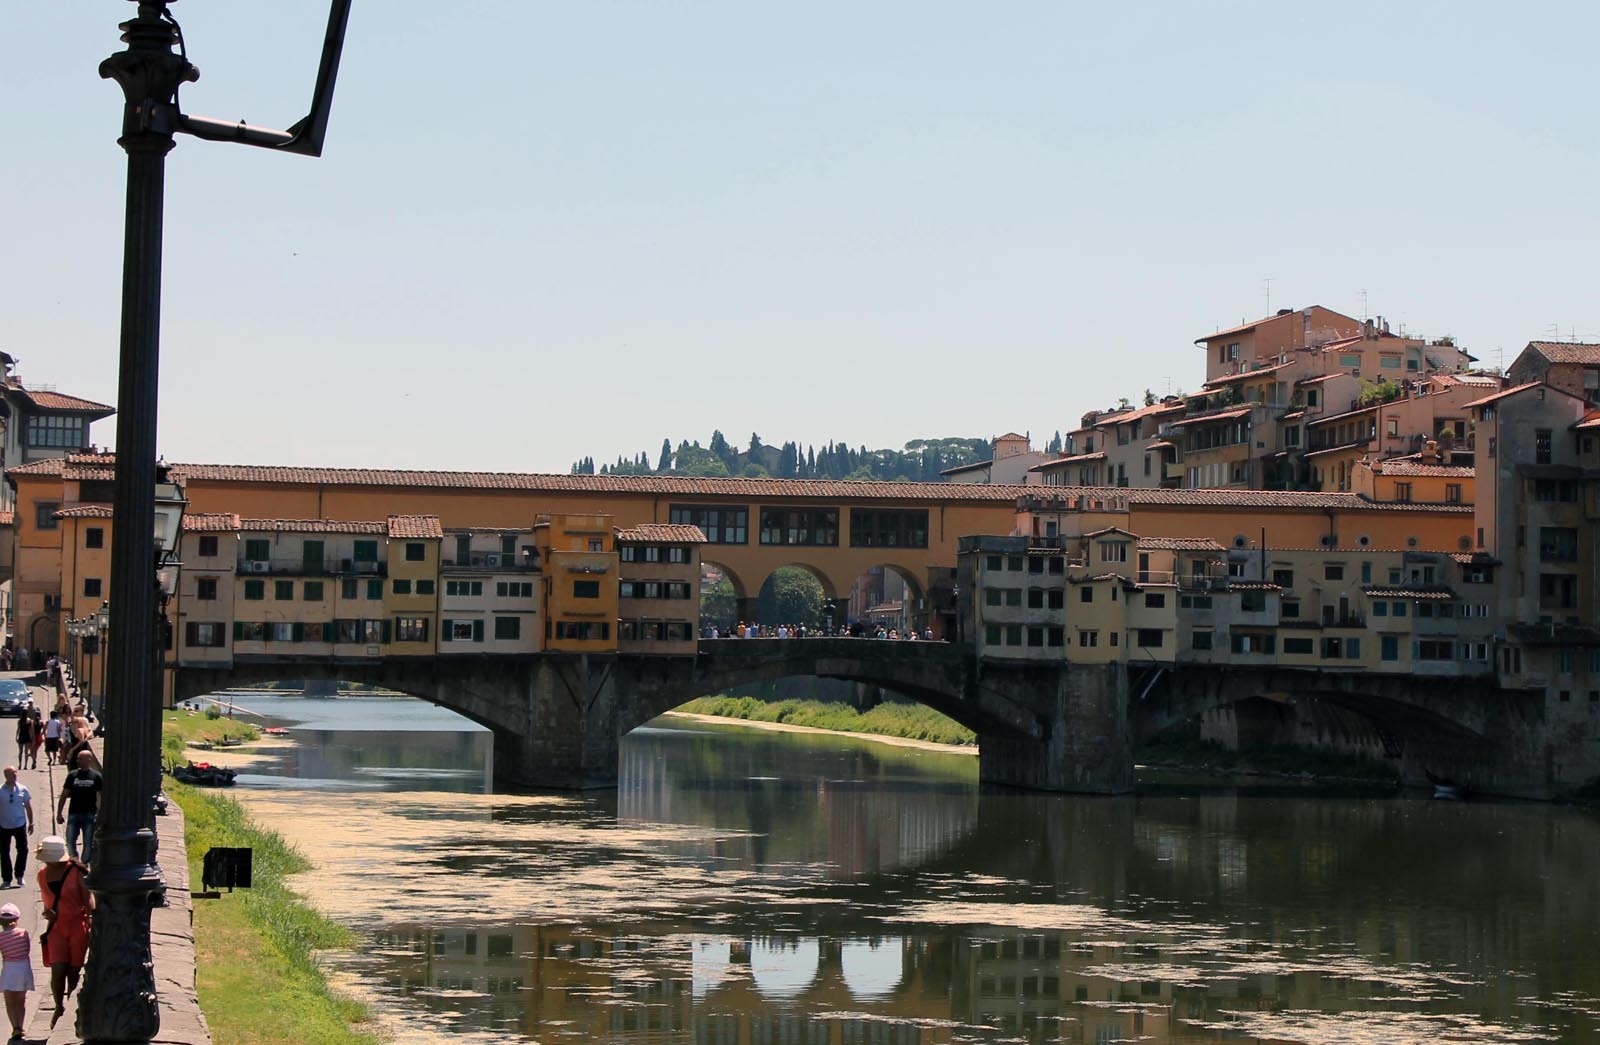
[56,751,102,865]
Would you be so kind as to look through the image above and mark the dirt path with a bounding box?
[660,710,978,755]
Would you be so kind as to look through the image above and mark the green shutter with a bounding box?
[291,622,302,642]
[441,619,453,643]
[381,620,392,643]
[233,621,244,641]
[472,619,485,643]
[323,621,336,643]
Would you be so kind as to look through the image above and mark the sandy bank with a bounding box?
[660,710,978,755]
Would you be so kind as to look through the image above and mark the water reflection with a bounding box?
[217,700,1600,1044]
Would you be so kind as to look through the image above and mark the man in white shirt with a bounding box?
[0,766,33,888]
[43,712,64,766]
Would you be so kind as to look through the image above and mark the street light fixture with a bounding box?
[82,4,353,1039]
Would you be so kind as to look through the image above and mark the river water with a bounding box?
[207,692,1600,1044]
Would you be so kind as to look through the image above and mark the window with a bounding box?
[667,546,690,564]
[185,622,226,648]
[985,624,1001,646]
[985,555,1003,572]
[1008,555,1024,572]
[587,538,604,552]
[501,535,518,557]
[1080,587,1094,604]
[198,535,219,557]
[1539,527,1578,562]
[85,527,104,549]
[1099,541,1128,563]
[447,580,484,597]
[1445,483,1462,504]
[1392,601,1408,617]
[1339,353,1361,368]
[1180,594,1213,610]
[1373,601,1388,617]
[1144,593,1166,609]
[668,505,748,545]
[1027,556,1044,575]
[1381,635,1400,661]
[405,542,426,562]
[494,616,521,641]
[1272,569,1294,588]
[1239,591,1266,612]
[1324,564,1344,581]
[758,507,839,546]
[1558,649,1575,675]
[25,415,85,449]
[304,581,325,601]
[1283,637,1314,655]
[1047,627,1064,647]
[394,617,429,642]
[1077,630,1099,647]
[1027,627,1045,648]
[1393,482,1412,503]
[353,540,378,563]
[1281,599,1300,618]
[573,580,600,599]
[367,579,384,600]
[393,579,412,595]
[82,578,102,598]
[554,621,610,641]
[1047,589,1063,609]
[1416,639,1453,661]
[984,589,1001,607]
[274,580,294,601]
[1230,632,1275,654]
[196,578,218,601]
[1535,428,1552,465]
[1027,589,1045,609]
[1135,629,1163,648]
[243,580,264,601]
[1192,630,1213,650]
[1005,588,1022,607]
[1284,425,1300,448]
[341,577,358,599]
[244,539,270,562]
[416,579,435,595]
[442,619,480,643]
[34,503,60,531]
[848,509,929,548]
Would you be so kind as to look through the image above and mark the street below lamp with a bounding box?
[79,3,352,1040]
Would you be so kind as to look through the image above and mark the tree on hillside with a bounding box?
[657,438,673,472]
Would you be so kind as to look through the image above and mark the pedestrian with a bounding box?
[42,712,61,767]
[35,836,90,1029]
[0,901,31,1039]
[0,769,30,891]
[55,752,102,866]
[26,714,41,772]
[9,720,25,772]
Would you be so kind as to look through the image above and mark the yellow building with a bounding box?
[616,523,706,655]
[535,514,619,652]
[383,516,443,658]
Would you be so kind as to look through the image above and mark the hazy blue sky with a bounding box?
[5,2,1597,472]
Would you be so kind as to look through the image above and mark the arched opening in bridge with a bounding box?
[845,565,927,637]
[751,565,834,634]
[699,560,749,635]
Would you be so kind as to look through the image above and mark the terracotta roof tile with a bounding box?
[1362,585,1459,600]
[1030,452,1106,470]
[183,512,241,532]
[17,389,114,415]
[1227,581,1281,591]
[1203,361,1295,387]
[1168,407,1253,427]
[240,518,388,535]
[1018,487,1473,513]
[1136,536,1226,551]
[52,503,113,519]
[1462,381,1545,409]
[1521,341,1600,365]
[615,524,708,544]
[1450,552,1500,565]
[1295,372,1348,386]
[1372,459,1475,478]
[387,515,444,539]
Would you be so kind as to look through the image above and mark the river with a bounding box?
[205,692,1600,1044]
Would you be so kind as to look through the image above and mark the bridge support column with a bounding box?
[491,655,623,789]
[977,664,1133,794]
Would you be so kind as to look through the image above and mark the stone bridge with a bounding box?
[174,640,1562,798]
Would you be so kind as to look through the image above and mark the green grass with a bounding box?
[675,695,977,746]
[1137,733,1399,782]
[170,780,378,1045]
[162,710,261,768]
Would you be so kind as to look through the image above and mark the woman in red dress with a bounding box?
[34,835,91,1028]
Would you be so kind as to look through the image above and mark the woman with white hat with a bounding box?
[34,835,90,1028]
[0,899,31,1040]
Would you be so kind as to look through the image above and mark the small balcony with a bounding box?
[237,558,387,578]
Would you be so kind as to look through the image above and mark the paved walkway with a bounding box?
[2,672,211,1044]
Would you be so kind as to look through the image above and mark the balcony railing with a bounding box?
[237,558,387,577]
[442,556,536,573]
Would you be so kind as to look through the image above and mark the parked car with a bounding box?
[0,680,32,717]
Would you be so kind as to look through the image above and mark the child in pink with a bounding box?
[0,901,32,1040]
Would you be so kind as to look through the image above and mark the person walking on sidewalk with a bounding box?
[0,770,30,891]
[24,714,41,772]
[9,720,26,774]
[41,713,61,767]
[35,837,89,1029]
[0,902,31,1040]
[54,753,100,866]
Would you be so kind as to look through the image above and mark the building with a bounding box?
[0,353,115,509]
[940,433,1049,485]
[616,523,705,654]
[535,514,619,652]
[439,528,541,655]
[1507,341,1600,405]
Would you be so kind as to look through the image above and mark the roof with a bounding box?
[1227,581,1281,591]
[1203,361,1295,387]
[1306,403,1379,427]
[938,459,993,476]
[1278,410,1305,421]
[239,518,387,535]
[1167,407,1253,428]
[1080,526,1139,540]
[387,515,444,539]
[0,511,11,527]
[1194,308,1307,343]
[1136,536,1225,551]
[1030,452,1106,471]
[1091,401,1186,426]
[995,432,1029,442]
[1144,440,1176,451]
[1362,585,1459,600]
[1574,410,1600,431]
[7,452,119,483]
[615,523,708,544]
[51,503,112,520]
[1519,341,1600,366]
[1295,372,1348,386]
[1018,487,1474,514]
[1450,552,1500,566]
[183,512,241,533]
[1371,459,1475,478]
[1461,381,1544,409]
[14,389,114,416]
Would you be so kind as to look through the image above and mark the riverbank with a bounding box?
[663,710,979,755]
[164,720,378,1045]
[672,695,978,746]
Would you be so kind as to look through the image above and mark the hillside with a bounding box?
[571,432,994,483]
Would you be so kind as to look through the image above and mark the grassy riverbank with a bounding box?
[161,709,261,768]
[675,695,977,746]
[163,717,377,1045]
[1138,733,1399,782]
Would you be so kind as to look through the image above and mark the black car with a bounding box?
[0,680,33,717]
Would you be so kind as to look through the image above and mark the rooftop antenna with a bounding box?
[1263,277,1273,313]
[1359,289,1369,322]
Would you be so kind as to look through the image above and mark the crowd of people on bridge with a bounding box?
[704,621,940,641]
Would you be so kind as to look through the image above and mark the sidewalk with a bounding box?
[5,674,212,1044]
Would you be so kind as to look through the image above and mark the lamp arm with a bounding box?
[175,0,351,157]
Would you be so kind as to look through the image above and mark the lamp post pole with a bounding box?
[79,5,196,1040]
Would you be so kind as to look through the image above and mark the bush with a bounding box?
[204,704,224,720]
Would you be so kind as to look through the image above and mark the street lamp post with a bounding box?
[83,4,352,1039]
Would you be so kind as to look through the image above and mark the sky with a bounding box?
[5,2,1599,473]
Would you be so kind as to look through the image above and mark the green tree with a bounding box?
[657,438,673,471]
[756,567,826,628]
[699,572,737,630]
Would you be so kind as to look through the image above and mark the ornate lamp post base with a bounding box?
[76,831,163,1042]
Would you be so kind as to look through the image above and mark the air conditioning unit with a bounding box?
[250,562,270,574]
[485,554,500,567]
